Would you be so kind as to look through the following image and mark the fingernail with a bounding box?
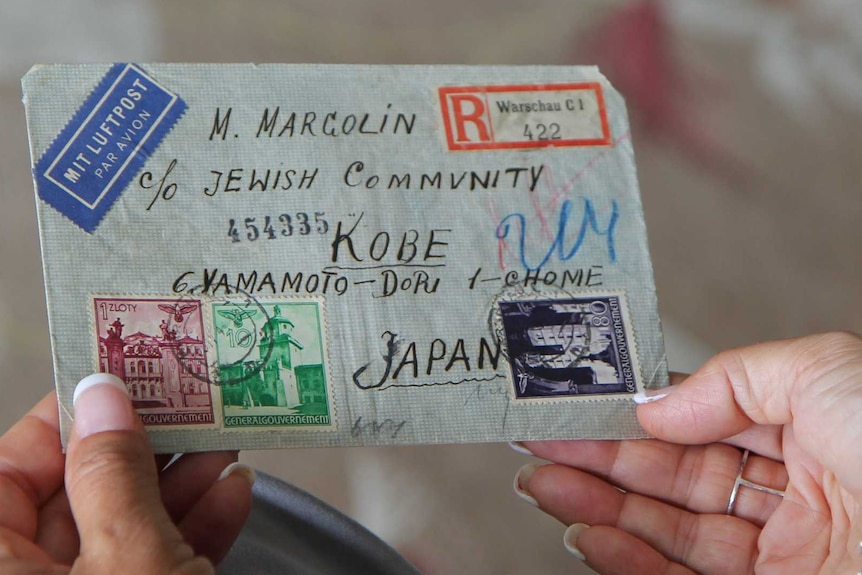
[73,373,137,438]
[633,387,673,404]
[563,523,589,560]
[218,462,256,486]
[513,463,542,507]
[508,441,533,456]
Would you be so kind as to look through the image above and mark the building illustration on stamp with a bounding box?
[93,297,214,425]
[213,301,332,428]
[499,295,636,399]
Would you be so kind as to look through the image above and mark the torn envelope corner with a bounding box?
[22,63,668,453]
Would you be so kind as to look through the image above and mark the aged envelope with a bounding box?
[22,64,668,452]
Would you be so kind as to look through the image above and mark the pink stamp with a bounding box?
[93,297,214,426]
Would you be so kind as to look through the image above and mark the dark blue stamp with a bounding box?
[35,63,186,233]
[499,295,637,399]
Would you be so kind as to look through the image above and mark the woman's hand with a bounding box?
[0,374,253,574]
[515,332,862,574]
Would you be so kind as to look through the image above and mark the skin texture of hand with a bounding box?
[0,376,253,574]
[517,332,862,574]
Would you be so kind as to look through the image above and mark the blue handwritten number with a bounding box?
[496,199,619,271]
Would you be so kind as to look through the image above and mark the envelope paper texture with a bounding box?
[23,64,668,453]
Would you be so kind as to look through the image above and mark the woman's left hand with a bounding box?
[0,381,253,574]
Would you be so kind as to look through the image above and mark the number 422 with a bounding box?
[523,123,561,141]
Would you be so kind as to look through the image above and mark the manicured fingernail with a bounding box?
[633,387,672,404]
[513,463,541,507]
[508,441,533,456]
[563,523,589,560]
[73,373,136,438]
[218,462,256,486]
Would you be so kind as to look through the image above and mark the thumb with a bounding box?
[65,374,203,573]
[636,332,862,495]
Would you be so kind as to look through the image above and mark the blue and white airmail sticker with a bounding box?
[35,63,186,233]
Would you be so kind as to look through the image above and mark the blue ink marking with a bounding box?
[496,198,619,271]
[35,63,186,233]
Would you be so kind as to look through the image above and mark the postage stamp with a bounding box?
[36,63,186,233]
[91,296,215,426]
[212,298,335,430]
[498,293,638,400]
[438,82,611,151]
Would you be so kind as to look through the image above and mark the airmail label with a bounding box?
[35,63,186,233]
[438,83,611,151]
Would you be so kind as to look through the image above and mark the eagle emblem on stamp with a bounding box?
[92,297,214,426]
[498,294,638,400]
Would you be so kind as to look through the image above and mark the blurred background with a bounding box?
[2,0,861,573]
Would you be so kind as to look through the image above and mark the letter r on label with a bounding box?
[448,94,491,143]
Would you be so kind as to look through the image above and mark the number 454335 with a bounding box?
[228,212,328,243]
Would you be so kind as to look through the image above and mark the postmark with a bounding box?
[212,298,335,430]
[174,286,274,390]
[497,293,639,400]
[438,82,611,151]
[35,63,186,232]
[91,296,215,426]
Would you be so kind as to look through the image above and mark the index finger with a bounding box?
[638,332,862,495]
[0,392,65,540]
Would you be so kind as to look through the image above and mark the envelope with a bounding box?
[22,63,668,452]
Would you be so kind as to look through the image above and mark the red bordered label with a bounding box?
[438,82,611,151]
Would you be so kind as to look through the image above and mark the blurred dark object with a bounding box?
[220,471,422,575]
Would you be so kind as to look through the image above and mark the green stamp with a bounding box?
[212,299,334,429]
